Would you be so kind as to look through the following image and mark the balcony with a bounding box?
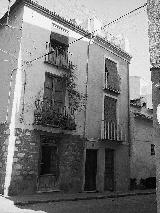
[44,42,73,70]
[34,99,76,130]
[101,120,126,142]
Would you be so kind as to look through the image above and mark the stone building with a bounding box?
[0,0,131,196]
[147,0,160,211]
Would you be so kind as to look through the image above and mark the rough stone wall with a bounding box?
[6,128,84,195]
[147,0,160,67]
[147,1,160,211]
[151,68,160,210]
[8,128,40,195]
[58,134,85,192]
[0,123,9,194]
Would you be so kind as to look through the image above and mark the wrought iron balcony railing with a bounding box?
[34,99,76,130]
[101,120,126,142]
[44,42,73,70]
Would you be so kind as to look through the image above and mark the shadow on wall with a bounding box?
[130,177,156,190]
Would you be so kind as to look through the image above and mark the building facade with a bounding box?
[147,0,160,211]
[130,97,155,189]
[0,0,131,195]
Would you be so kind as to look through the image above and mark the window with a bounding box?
[104,96,117,123]
[104,96,118,140]
[105,58,120,92]
[43,73,65,113]
[151,144,155,156]
[45,24,73,69]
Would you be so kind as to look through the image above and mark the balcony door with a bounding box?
[44,73,65,111]
[104,96,117,123]
[104,96,117,140]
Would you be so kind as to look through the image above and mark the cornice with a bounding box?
[24,0,91,37]
[95,36,132,62]
[0,0,131,61]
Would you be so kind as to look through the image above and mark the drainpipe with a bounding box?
[83,35,93,138]
[127,61,131,190]
[82,35,94,191]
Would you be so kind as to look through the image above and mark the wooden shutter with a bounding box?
[44,74,53,104]
[52,77,65,113]
[104,96,117,123]
[105,59,119,91]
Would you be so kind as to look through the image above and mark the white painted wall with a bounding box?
[0,4,24,123]
[12,5,130,141]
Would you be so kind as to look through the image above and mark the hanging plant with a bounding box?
[61,65,85,112]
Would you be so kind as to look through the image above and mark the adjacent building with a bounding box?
[147,0,160,210]
[129,77,155,189]
[0,0,131,195]
[130,97,155,188]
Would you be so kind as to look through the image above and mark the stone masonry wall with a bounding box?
[58,134,85,192]
[147,1,160,211]
[0,123,9,194]
[7,128,85,195]
[8,128,40,195]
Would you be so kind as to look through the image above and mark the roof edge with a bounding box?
[0,0,131,60]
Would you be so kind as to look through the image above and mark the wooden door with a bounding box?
[104,149,114,191]
[38,145,59,192]
[84,149,97,191]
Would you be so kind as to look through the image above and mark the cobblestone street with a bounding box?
[0,194,156,213]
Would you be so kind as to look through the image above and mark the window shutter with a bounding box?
[50,24,69,47]
[44,75,53,102]
[52,77,65,113]
[105,59,120,91]
[104,96,117,123]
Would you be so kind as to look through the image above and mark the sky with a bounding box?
[0,0,151,83]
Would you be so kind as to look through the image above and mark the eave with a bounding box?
[0,0,131,62]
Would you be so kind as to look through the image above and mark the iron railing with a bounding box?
[44,42,73,70]
[101,120,126,142]
[34,99,76,130]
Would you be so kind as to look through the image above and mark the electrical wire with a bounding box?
[0,48,18,59]
[0,2,147,65]
[23,3,147,65]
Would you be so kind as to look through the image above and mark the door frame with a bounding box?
[37,134,59,191]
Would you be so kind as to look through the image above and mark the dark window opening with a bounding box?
[50,32,68,54]
[151,144,155,155]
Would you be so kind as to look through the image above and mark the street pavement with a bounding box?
[0,194,156,213]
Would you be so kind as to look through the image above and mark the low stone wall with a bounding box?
[0,123,9,194]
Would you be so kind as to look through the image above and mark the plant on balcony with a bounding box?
[61,65,84,112]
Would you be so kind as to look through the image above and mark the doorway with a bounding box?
[84,149,97,191]
[38,144,59,192]
[104,148,114,191]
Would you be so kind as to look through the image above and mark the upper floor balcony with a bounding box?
[34,99,76,130]
[101,120,126,142]
[44,42,74,70]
